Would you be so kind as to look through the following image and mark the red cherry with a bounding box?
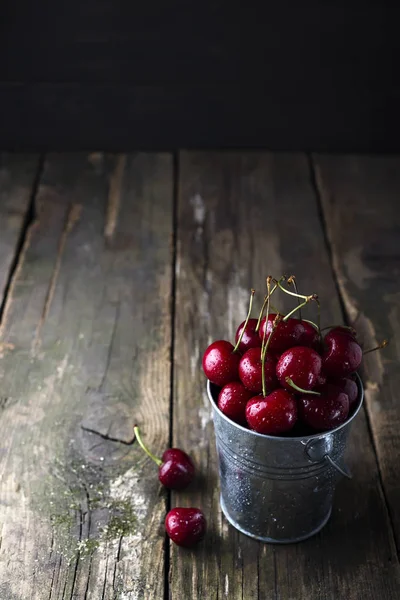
[322,331,362,378]
[235,318,262,353]
[245,389,297,435]
[159,449,195,489]
[259,314,305,354]
[330,377,358,409]
[298,384,349,431]
[202,340,240,387]
[276,346,322,391]
[134,427,194,490]
[218,382,253,425]
[238,347,278,394]
[165,508,206,547]
[299,321,320,351]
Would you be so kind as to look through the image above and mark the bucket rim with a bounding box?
[207,373,364,441]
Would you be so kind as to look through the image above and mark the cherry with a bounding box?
[234,318,262,353]
[298,383,349,431]
[134,426,194,490]
[165,508,206,547]
[245,389,297,435]
[259,314,305,354]
[330,377,358,409]
[239,347,278,394]
[218,381,253,425]
[276,346,322,392]
[202,340,240,387]
[299,321,320,351]
[322,330,362,378]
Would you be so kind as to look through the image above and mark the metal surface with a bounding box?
[207,374,364,544]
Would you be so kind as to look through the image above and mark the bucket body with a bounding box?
[208,375,363,543]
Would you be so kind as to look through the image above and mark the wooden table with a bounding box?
[0,152,399,599]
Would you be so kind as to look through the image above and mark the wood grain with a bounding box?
[0,154,40,309]
[0,153,173,599]
[170,152,400,600]
[313,154,400,551]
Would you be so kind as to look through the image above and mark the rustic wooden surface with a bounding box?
[0,152,399,599]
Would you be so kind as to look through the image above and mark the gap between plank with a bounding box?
[0,155,44,329]
[164,151,179,600]
[307,153,400,559]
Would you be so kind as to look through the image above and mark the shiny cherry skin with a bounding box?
[159,449,195,490]
[299,322,320,351]
[276,346,322,391]
[165,508,207,547]
[322,331,362,378]
[202,340,240,387]
[218,382,253,425]
[235,318,262,353]
[239,347,278,394]
[330,377,358,409]
[298,383,349,431]
[259,314,305,354]
[245,389,297,435]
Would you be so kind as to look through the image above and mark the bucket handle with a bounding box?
[324,455,352,479]
[305,438,352,479]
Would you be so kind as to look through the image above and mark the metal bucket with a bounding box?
[207,375,364,544]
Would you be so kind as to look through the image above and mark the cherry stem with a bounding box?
[285,377,321,396]
[303,318,319,330]
[133,426,163,466]
[363,339,389,355]
[282,296,315,322]
[255,295,268,333]
[287,275,302,321]
[276,279,310,301]
[261,277,272,397]
[255,279,281,332]
[233,289,256,353]
[314,296,322,342]
[260,313,283,397]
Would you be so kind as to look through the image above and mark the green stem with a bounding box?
[261,313,282,369]
[255,295,268,332]
[233,289,256,353]
[276,279,310,301]
[303,318,319,330]
[255,280,281,332]
[315,296,322,342]
[287,275,302,320]
[285,377,321,396]
[363,339,388,355]
[282,296,314,322]
[261,277,272,397]
[134,426,162,466]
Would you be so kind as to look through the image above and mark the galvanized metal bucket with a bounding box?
[207,375,364,544]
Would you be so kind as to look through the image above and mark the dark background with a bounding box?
[0,2,398,151]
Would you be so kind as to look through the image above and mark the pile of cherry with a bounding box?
[203,276,385,435]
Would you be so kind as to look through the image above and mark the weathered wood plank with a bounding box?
[171,152,400,600]
[0,153,173,599]
[313,154,400,551]
[0,154,40,308]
